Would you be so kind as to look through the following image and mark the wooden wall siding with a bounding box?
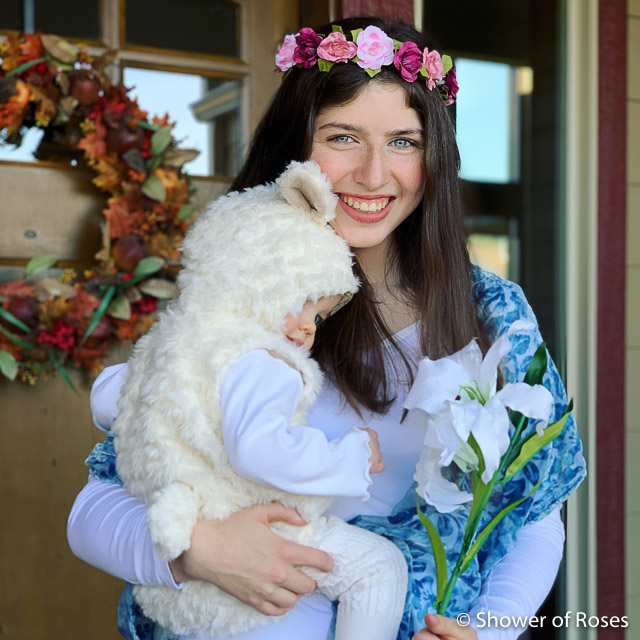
[340,0,414,23]
[0,2,299,638]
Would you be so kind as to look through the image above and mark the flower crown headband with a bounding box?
[275,25,459,106]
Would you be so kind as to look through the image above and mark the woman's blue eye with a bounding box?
[392,139,414,148]
[330,135,353,143]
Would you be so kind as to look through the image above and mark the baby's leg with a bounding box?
[305,516,407,640]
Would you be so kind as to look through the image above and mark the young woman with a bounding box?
[68,17,585,640]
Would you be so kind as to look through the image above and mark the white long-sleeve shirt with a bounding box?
[70,323,565,639]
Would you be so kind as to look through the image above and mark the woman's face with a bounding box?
[309,83,424,258]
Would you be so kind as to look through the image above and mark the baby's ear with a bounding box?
[276,161,337,223]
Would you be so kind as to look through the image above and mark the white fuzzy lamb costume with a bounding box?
[113,161,408,639]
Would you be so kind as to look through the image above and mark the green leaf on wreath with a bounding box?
[138,278,179,299]
[0,350,18,381]
[351,29,363,42]
[150,127,173,157]
[133,256,164,279]
[146,156,163,173]
[364,67,381,78]
[141,174,167,201]
[136,120,160,131]
[0,306,33,334]
[107,294,132,320]
[25,254,57,278]
[392,39,404,51]
[6,57,46,78]
[178,204,198,221]
[332,25,344,33]
[162,148,200,169]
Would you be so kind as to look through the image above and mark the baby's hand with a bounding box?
[362,428,384,474]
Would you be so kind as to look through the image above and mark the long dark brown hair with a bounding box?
[231,17,492,414]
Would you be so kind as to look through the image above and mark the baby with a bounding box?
[112,161,407,640]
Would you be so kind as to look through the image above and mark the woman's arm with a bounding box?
[412,507,564,640]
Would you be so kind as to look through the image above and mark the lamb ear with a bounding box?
[276,160,337,223]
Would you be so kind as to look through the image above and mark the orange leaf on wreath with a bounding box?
[92,154,126,192]
[71,343,109,372]
[0,79,30,131]
[0,279,37,299]
[77,120,107,161]
[153,113,171,128]
[64,287,100,330]
[0,333,21,359]
[104,193,142,239]
[38,297,72,330]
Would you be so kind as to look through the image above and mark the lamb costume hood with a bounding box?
[113,161,370,635]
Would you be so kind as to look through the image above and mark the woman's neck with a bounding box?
[355,241,418,335]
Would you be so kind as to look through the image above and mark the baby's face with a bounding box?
[283,294,343,351]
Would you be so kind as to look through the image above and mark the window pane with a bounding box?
[0,1,23,31]
[123,67,242,177]
[125,0,240,58]
[456,58,518,184]
[0,128,44,163]
[34,0,100,41]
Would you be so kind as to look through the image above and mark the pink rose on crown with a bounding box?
[275,34,297,71]
[393,41,423,82]
[423,49,444,89]
[317,32,357,63]
[356,26,395,70]
[293,28,323,69]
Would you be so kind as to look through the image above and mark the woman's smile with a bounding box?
[309,83,424,258]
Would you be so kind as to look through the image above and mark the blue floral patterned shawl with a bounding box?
[85,267,586,640]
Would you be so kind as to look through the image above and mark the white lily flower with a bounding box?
[407,320,554,511]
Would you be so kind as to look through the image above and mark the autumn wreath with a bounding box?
[0,33,202,389]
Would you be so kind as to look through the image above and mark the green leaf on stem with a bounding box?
[25,254,57,277]
[0,306,32,333]
[502,405,572,481]
[460,480,542,574]
[133,256,164,279]
[136,120,160,131]
[416,495,448,603]
[524,343,547,386]
[79,285,116,346]
[0,350,18,381]
[150,127,172,157]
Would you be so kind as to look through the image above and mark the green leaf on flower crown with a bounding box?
[0,350,18,381]
[332,25,344,33]
[502,403,572,482]
[416,495,448,603]
[25,254,58,278]
[133,256,164,279]
[142,174,167,201]
[318,58,335,72]
[107,294,132,320]
[460,480,542,574]
[524,342,548,386]
[392,39,404,51]
[178,204,198,221]
[150,126,172,157]
[351,28,363,42]
[419,64,428,77]
[138,278,179,299]
[364,67,381,78]
[442,55,453,75]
